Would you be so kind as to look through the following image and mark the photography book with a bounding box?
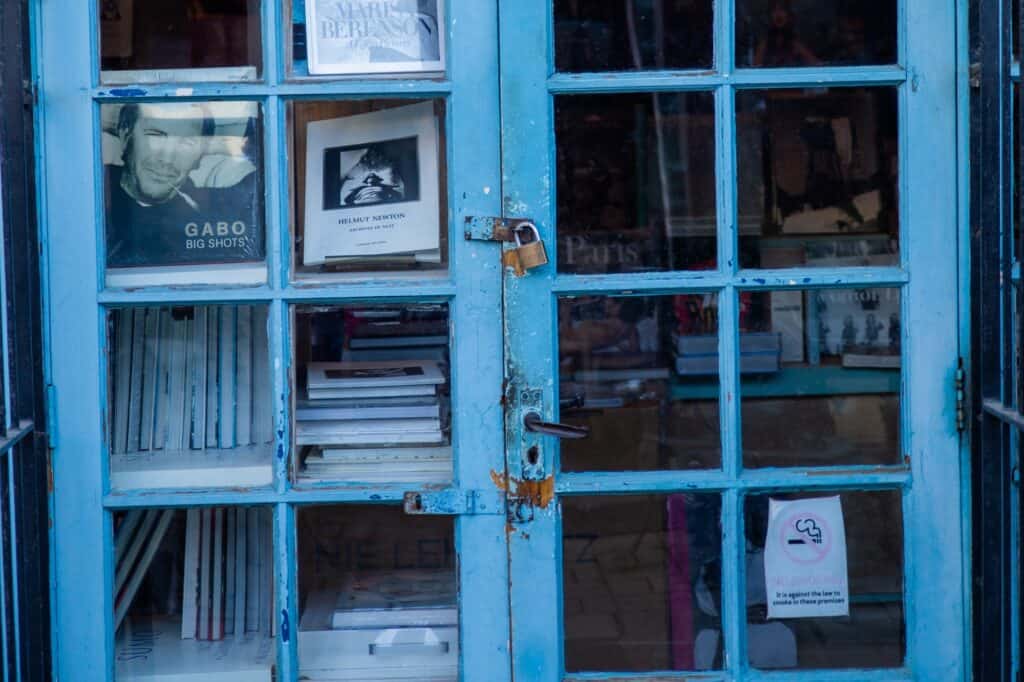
[305,0,446,76]
[307,360,445,390]
[303,102,440,264]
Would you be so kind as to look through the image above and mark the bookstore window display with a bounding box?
[558,294,721,472]
[739,287,901,468]
[555,92,717,275]
[736,87,899,267]
[101,101,267,288]
[99,0,263,83]
[297,506,458,681]
[106,305,275,490]
[291,303,452,484]
[289,99,447,277]
[114,505,277,680]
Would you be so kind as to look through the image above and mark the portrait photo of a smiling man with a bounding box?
[103,100,265,269]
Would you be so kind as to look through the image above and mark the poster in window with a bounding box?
[303,102,440,264]
[306,0,445,75]
[102,101,265,270]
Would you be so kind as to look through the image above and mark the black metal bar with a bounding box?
[984,398,1024,430]
[971,0,1016,676]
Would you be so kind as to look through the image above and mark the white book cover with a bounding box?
[235,306,253,446]
[116,617,274,681]
[205,307,220,448]
[305,0,445,76]
[307,383,437,400]
[329,570,457,628]
[296,397,440,421]
[115,509,159,597]
[181,509,201,640]
[127,309,146,453]
[115,510,175,632]
[219,308,237,448]
[139,308,160,451]
[297,429,444,447]
[303,102,440,263]
[307,360,444,390]
[110,445,274,490]
[770,290,805,363]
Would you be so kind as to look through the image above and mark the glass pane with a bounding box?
[559,294,720,472]
[292,303,452,483]
[563,494,723,672]
[298,506,458,681]
[290,100,447,278]
[100,0,262,82]
[744,490,904,669]
[554,0,713,72]
[556,93,716,275]
[736,1,896,67]
[736,88,898,268]
[114,506,276,680]
[107,305,275,490]
[740,287,900,468]
[102,101,266,287]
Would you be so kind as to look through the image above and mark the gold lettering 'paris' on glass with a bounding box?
[100,101,266,288]
[99,0,262,82]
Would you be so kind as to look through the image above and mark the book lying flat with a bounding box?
[296,397,440,421]
[296,429,444,447]
[307,384,438,400]
[318,445,453,462]
[329,570,458,629]
[348,334,448,349]
[307,360,445,390]
[297,418,441,437]
[110,445,274,490]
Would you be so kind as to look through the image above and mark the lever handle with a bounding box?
[523,411,590,439]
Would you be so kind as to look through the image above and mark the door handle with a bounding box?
[523,411,589,439]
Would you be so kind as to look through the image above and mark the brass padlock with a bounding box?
[502,247,525,277]
[513,222,548,272]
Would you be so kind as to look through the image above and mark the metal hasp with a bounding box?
[402,489,506,515]
[465,216,548,277]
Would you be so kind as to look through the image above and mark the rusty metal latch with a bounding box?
[464,216,534,242]
[403,489,506,516]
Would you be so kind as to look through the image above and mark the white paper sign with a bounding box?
[764,495,849,619]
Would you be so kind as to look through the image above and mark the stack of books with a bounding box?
[108,306,274,489]
[674,332,782,376]
[299,570,458,681]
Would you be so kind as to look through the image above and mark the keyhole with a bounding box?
[526,445,539,466]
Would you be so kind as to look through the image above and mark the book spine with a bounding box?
[212,507,225,640]
[181,508,201,639]
[219,307,237,448]
[139,308,160,451]
[126,309,146,453]
[245,507,259,631]
[252,305,272,444]
[112,309,133,454]
[225,508,236,636]
[206,306,220,448]
[198,508,212,640]
[235,306,253,446]
[234,507,247,637]
[166,316,188,451]
[191,307,209,449]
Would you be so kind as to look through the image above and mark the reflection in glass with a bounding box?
[114,506,276,680]
[736,0,896,67]
[107,305,275,490]
[554,0,713,72]
[559,295,719,471]
[737,88,898,268]
[740,288,900,468]
[292,304,452,484]
[744,491,904,669]
[556,93,716,274]
[101,101,266,287]
[100,0,262,80]
[563,494,723,672]
[290,100,447,277]
[297,506,458,681]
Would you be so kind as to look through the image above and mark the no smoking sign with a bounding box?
[765,496,849,619]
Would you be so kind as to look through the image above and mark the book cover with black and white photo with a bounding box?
[303,102,440,264]
[102,101,265,270]
[306,0,445,76]
[307,359,445,390]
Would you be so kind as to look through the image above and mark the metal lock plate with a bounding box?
[513,222,548,272]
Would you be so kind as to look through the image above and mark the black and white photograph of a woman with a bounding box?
[322,137,421,211]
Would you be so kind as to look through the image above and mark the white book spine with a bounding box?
[113,509,174,632]
[225,508,236,636]
[139,308,160,451]
[114,509,158,597]
[219,307,237,448]
[251,305,272,444]
[198,508,213,640]
[235,306,253,446]
[112,309,133,455]
[152,310,172,450]
[191,307,209,449]
[245,507,259,632]
[234,507,248,637]
[261,508,273,636]
[126,309,146,453]
[166,317,188,451]
[181,508,201,639]
[205,306,220,448]
[212,508,225,640]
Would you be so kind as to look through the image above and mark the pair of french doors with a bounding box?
[499,0,965,680]
[39,0,964,681]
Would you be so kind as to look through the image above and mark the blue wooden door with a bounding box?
[500,0,966,680]
[37,1,511,680]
